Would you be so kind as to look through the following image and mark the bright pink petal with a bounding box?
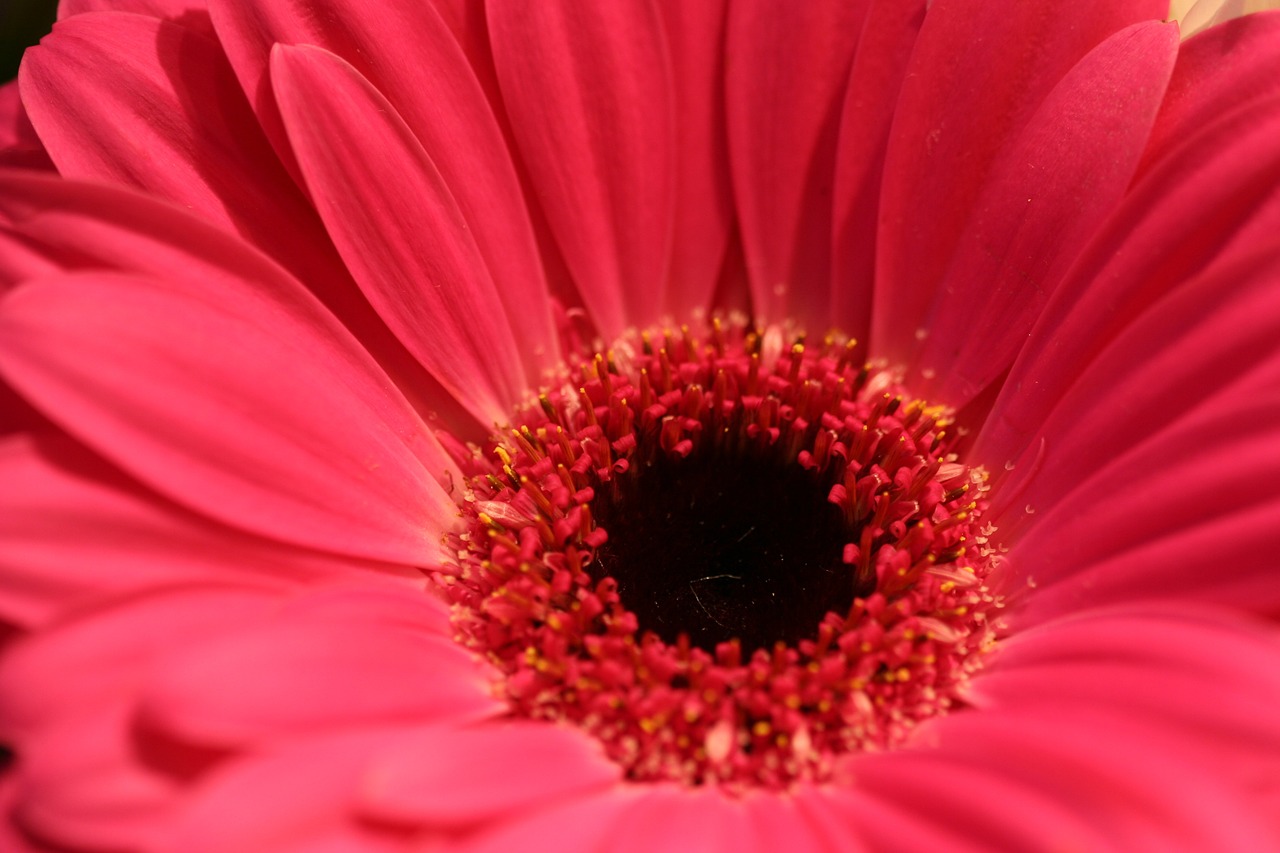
[160,729,414,853]
[742,793,856,853]
[607,787,753,853]
[871,0,1166,363]
[797,787,989,853]
[20,14,322,286]
[984,240,1280,542]
[359,722,619,827]
[440,787,644,853]
[1140,10,1280,180]
[487,0,674,335]
[138,589,499,749]
[0,433,413,627]
[0,272,455,565]
[830,0,926,342]
[726,0,870,329]
[914,22,1178,407]
[208,0,559,383]
[270,44,527,424]
[975,94,1280,473]
[0,83,53,171]
[654,0,733,318]
[972,607,1280,793]
[0,229,62,290]
[59,0,209,24]
[899,705,1280,850]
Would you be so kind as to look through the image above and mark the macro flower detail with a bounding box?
[442,324,1002,787]
[1,0,1280,851]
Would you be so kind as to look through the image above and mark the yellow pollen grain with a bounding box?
[752,721,772,737]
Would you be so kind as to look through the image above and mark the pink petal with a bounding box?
[0,229,62,290]
[654,0,734,318]
[0,271,456,565]
[270,44,527,424]
[359,722,619,827]
[59,0,209,24]
[974,94,1280,473]
[972,607,1280,790]
[161,729,415,853]
[0,167,475,459]
[0,584,278,732]
[743,792,856,853]
[726,0,871,328]
[208,0,559,384]
[830,0,927,342]
[871,0,1166,363]
[439,788,644,853]
[0,82,53,171]
[606,787,753,853]
[903,705,1280,850]
[138,589,500,748]
[1005,397,1280,618]
[914,21,1178,408]
[20,14,323,287]
[797,787,988,853]
[1140,10,1280,180]
[0,433,413,627]
[487,0,674,335]
[984,242,1280,538]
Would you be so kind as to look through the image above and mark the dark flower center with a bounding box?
[591,442,859,654]
[434,319,1004,789]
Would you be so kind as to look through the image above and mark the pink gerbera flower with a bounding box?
[3,0,1280,850]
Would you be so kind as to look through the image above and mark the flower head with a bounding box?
[2,1,1280,851]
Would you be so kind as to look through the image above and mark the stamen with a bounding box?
[435,318,1005,790]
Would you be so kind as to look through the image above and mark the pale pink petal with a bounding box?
[270,44,527,424]
[0,272,455,565]
[871,0,1166,363]
[1140,11,1280,179]
[487,0,674,335]
[359,722,619,827]
[914,22,1178,408]
[138,588,500,749]
[0,433,414,628]
[830,0,926,342]
[446,787,642,853]
[208,0,559,383]
[726,0,871,329]
[974,95,1280,472]
[654,0,733,318]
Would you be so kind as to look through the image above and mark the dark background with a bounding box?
[2,0,58,82]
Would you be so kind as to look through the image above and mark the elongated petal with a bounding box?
[654,0,733,318]
[439,788,644,853]
[1140,11,1280,179]
[488,0,674,335]
[975,94,1280,472]
[209,0,559,382]
[0,272,454,565]
[727,0,870,329]
[0,433,411,627]
[872,0,1166,362]
[139,598,499,748]
[271,44,526,424]
[830,0,926,341]
[0,168,470,469]
[914,22,1178,407]
[0,82,53,171]
[359,723,619,827]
